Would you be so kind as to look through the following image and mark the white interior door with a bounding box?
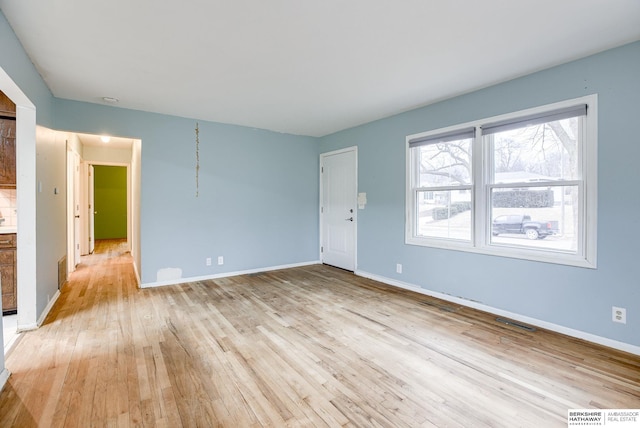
[320,147,357,271]
[88,165,95,254]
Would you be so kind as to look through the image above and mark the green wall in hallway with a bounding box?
[94,165,127,239]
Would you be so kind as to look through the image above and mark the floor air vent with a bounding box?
[419,300,458,313]
[496,317,537,332]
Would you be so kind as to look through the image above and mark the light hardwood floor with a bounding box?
[1,240,638,427]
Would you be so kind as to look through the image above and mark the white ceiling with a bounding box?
[1,1,639,137]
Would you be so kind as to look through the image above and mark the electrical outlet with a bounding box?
[206,257,212,266]
[612,306,626,324]
[218,256,224,265]
[396,263,402,274]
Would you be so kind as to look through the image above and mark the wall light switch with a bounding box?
[358,192,367,209]
[218,256,224,265]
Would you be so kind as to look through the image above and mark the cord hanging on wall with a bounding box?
[195,122,200,197]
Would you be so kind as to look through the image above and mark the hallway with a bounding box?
[0,239,134,426]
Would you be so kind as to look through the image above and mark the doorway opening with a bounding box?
[93,165,128,242]
[0,91,17,321]
[0,68,37,362]
[1,89,21,356]
[66,133,141,283]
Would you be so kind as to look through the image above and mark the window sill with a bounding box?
[405,236,596,269]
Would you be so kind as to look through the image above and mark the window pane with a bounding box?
[416,138,472,187]
[491,117,579,183]
[490,186,579,253]
[417,190,471,241]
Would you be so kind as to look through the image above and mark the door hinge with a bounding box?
[321,207,323,213]
[321,246,323,253]
[321,166,323,173]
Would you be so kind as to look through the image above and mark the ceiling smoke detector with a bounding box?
[102,96,119,104]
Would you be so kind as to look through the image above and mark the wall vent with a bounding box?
[496,317,537,332]
[58,256,67,289]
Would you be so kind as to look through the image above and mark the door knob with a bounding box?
[345,217,353,221]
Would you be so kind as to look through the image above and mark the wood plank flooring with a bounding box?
[1,239,638,427]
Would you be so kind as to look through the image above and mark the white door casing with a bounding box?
[66,146,76,274]
[320,147,357,271]
[79,161,88,255]
[88,165,95,254]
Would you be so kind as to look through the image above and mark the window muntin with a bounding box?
[406,96,596,267]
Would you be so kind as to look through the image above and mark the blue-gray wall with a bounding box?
[318,41,640,347]
[0,12,54,127]
[53,100,319,283]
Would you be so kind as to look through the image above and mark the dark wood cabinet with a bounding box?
[0,118,16,188]
[0,91,17,314]
[0,91,16,118]
[0,233,16,314]
[0,91,16,188]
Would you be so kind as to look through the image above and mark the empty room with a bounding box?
[0,1,639,427]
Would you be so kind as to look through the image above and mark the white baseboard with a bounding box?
[141,260,321,289]
[36,289,61,327]
[16,323,37,332]
[0,368,9,393]
[355,269,640,356]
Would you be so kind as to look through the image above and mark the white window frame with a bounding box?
[405,95,597,268]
